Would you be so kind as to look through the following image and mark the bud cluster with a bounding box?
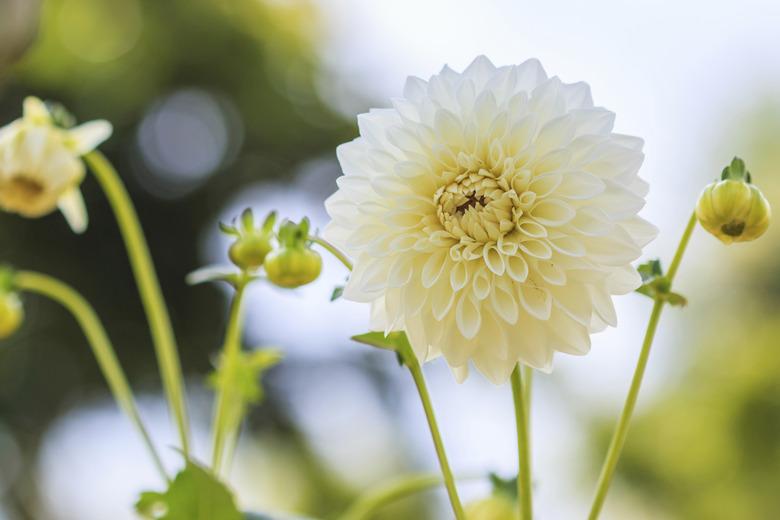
[221,210,322,289]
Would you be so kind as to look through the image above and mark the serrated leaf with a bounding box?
[135,461,243,520]
[209,348,282,433]
[330,285,344,301]
[637,259,663,282]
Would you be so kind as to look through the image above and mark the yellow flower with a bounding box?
[0,97,112,233]
[696,158,771,244]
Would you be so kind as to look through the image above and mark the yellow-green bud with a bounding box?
[465,496,518,520]
[264,217,322,288]
[222,209,276,270]
[696,158,771,244]
[0,292,23,339]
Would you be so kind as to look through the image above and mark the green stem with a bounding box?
[588,211,697,520]
[85,151,190,457]
[14,270,168,482]
[406,359,465,520]
[310,236,353,271]
[339,473,483,520]
[511,365,533,520]
[210,278,248,474]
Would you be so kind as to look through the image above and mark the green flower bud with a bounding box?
[264,218,322,288]
[696,158,771,245]
[0,291,23,339]
[465,496,518,520]
[223,209,276,271]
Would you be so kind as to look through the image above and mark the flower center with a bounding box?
[434,169,516,243]
[0,176,45,207]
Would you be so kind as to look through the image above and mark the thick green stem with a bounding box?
[210,279,248,474]
[588,211,697,519]
[85,151,190,456]
[14,270,168,481]
[406,360,465,520]
[511,365,533,520]
[310,236,353,271]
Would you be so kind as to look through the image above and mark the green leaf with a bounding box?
[665,292,688,307]
[185,265,245,287]
[135,461,243,520]
[330,285,344,301]
[351,331,414,365]
[209,348,282,431]
[488,472,518,500]
[637,259,663,282]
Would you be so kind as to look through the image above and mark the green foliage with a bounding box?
[351,331,415,366]
[135,461,243,520]
[721,156,752,182]
[330,285,344,301]
[635,259,687,307]
[209,349,282,407]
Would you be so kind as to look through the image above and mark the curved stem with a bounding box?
[406,359,465,520]
[339,473,483,520]
[210,278,248,474]
[588,212,697,520]
[85,151,190,456]
[310,236,353,271]
[14,270,168,482]
[511,365,533,520]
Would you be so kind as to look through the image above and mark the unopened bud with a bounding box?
[264,218,322,288]
[465,496,518,520]
[223,209,276,271]
[696,157,771,244]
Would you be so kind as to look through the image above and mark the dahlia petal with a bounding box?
[530,199,575,226]
[518,284,552,320]
[490,281,519,324]
[67,120,112,155]
[57,188,88,234]
[455,293,481,339]
[506,255,529,282]
[561,81,593,109]
[483,244,505,275]
[450,260,470,290]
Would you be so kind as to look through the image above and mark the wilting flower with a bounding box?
[0,97,112,233]
[696,157,770,244]
[324,56,655,383]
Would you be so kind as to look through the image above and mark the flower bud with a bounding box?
[0,291,23,339]
[223,209,275,271]
[465,496,518,520]
[264,218,322,288]
[696,158,771,244]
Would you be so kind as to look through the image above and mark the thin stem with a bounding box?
[511,365,533,520]
[406,359,465,520]
[310,236,353,271]
[588,212,697,520]
[339,473,484,520]
[85,151,190,456]
[666,212,697,283]
[210,279,248,474]
[14,270,168,482]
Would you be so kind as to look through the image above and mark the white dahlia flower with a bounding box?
[0,96,112,233]
[324,56,656,383]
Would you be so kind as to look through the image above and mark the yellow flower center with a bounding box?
[0,176,46,208]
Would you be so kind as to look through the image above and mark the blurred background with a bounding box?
[0,0,779,518]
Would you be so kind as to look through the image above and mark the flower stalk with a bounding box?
[511,365,533,520]
[13,270,168,482]
[210,275,249,474]
[310,235,353,271]
[406,357,466,520]
[588,211,697,519]
[84,151,190,456]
